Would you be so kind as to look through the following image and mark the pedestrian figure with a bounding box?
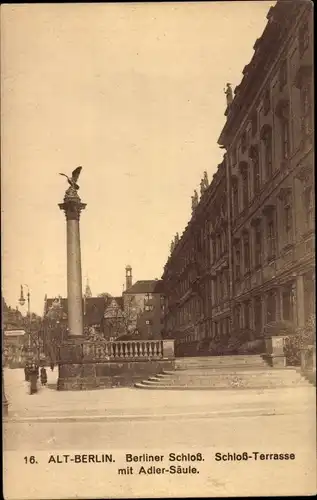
[29,363,38,395]
[40,367,47,386]
[24,364,29,382]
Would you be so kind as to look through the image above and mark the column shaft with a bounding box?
[67,219,84,336]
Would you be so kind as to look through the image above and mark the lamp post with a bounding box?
[19,284,32,353]
[2,347,9,417]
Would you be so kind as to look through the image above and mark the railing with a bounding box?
[58,339,175,363]
[83,340,164,361]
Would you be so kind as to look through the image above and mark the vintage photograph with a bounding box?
[2,1,315,498]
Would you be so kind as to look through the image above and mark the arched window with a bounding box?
[263,88,271,115]
[276,100,290,161]
[231,176,239,217]
[278,188,293,246]
[263,205,277,260]
[251,218,262,268]
[261,125,272,180]
[249,145,260,195]
[239,162,249,210]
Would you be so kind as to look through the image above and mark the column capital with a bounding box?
[59,188,86,221]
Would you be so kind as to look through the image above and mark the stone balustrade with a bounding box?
[58,339,175,364]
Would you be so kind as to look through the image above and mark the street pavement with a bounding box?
[3,368,316,498]
[3,367,316,421]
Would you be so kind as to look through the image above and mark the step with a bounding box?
[175,357,267,368]
[141,379,308,389]
[173,363,269,372]
[154,369,301,379]
[142,374,307,386]
[176,355,265,363]
[134,380,309,391]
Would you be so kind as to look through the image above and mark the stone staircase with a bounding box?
[134,355,311,390]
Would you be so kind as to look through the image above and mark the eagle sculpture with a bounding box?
[59,166,82,190]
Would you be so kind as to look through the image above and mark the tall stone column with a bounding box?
[59,188,86,337]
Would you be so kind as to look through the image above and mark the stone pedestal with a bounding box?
[162,339,175,359]
[265,336,287,367]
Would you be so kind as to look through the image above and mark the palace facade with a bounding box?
[161,0,314,354]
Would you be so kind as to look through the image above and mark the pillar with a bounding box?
[295,275,305,327]
[59,188,86,336]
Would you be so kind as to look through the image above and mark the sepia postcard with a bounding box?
[2,1,316,498]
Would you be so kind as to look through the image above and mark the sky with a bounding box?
[2,1,275,315]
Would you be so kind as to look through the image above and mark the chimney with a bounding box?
[125,265,132,291]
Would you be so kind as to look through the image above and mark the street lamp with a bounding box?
[2,347,9,417]
[19,284,31,351]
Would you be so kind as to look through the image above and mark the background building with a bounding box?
[123,266,164,340]
[162,0,314,355]
[43,266,164,357]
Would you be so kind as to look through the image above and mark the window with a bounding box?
[283,192,293,245]
[234,305,241,329]
[242,168,249,210]
[267,291,276,323]
[303,186,313,231]
[216,233,221,258]
[276,102,290,161]
[232,177,239,217]
[299,22,309,57]
[282,285,294,321]
[262,127,272,179]
[300,82,313,138]
[254,221,262,268]
[251,147,260,194]
[244,301,250,329]
[279,60,287,90]
[218,273,223,302]
[212,237,216,263]
[266,208,277,260]
[254,297,262,333]
[241,131,247,153]
[263,88,271,115]
[234,241,241,281]
[280,116,290,160]
[223,271,228,298]
[243,232,250,274]
[251,112,258,136]
[220,231,225,255]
